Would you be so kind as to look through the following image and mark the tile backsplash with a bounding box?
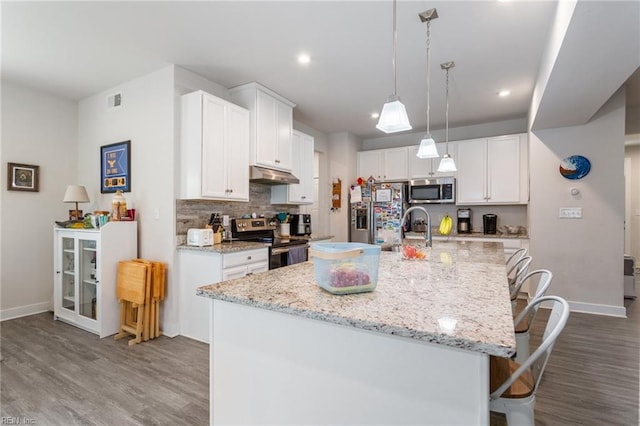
[176,182,300,243]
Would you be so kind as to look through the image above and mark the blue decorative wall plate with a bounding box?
[559,155,591,180]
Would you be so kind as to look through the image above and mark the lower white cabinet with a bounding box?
[179,247,268,343]
[222,249,269,280]
[53,222,138,338]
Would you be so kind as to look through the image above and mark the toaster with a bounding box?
[187,228,214,246]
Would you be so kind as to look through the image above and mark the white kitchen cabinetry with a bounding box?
[230,82,296,172]
[357,147,408,181]
[222,248,269,280]
[456,134,528,205]
[180,90,250,201]
[179,247,268,343]
[53,222,137,338]
[408,142,457,179]
[271,130,314,204]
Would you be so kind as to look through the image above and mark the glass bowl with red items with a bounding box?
[309,243,381,295]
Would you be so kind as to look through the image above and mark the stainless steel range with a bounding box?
[231,218,309,269]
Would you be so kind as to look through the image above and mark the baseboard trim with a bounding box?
[567,300,627,318]
[162,322,180,338]
[1,302,52,321]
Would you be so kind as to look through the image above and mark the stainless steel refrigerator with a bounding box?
[349,182,406,246]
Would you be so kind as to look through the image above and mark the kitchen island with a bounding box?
[198,240,515,425]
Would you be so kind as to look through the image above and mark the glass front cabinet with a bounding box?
[54,221,137,337]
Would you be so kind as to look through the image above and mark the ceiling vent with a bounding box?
[107,92,122,109]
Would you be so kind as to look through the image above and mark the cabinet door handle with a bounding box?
[247,256,252,260]
[301,196,306,199]
[275,159,280,164]
[229,189,233,193]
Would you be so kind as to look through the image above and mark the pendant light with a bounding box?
[437,61,457,172]
[376,0,411,133]
[416,8,439,159]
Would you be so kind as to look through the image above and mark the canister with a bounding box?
[111,190,127,221]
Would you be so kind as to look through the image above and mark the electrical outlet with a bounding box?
[559,207,582,219]
[222,215,230,226]
[153,208,160,220]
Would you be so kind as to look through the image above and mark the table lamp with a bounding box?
[63,185,90,221]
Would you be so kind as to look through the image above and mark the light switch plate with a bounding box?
[559,207,582,218]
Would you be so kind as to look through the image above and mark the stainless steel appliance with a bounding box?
[349,182,407,246]
[408,177,455,204]
[231,218,308,269]
[457,208,472,233]
[483,214,497,234]
[290,214,312,236]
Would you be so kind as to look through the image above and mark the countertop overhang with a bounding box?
[197,240,516,358]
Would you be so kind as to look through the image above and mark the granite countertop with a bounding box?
[406,231,529,240]
[177,235,334,254]
[177,241,268,254]
[197,240,516,357]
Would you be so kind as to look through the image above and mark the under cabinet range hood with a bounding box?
[249,166,300,185]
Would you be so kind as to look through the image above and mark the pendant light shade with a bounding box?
[416,135,438,158]
[377,0,411,133]
[438,154,457,172]
[437,61,457,173]
[377,95,412,133]
[416,8,439,159]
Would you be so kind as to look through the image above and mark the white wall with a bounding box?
[77,65,180,335]
[625,143,640,261]
[362,118,527,151]
[529,89,626,316]
[328,132,361,242]
[1,81,78,320]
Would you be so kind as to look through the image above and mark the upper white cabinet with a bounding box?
[357,147,408,181]
[180,90,250,201]
[408,142,457,179]
[230,82,296,172]
[456,134,528,205]
[271,129,315,204]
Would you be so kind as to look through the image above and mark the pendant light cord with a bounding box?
[426,19,431,135]
[392,0,398,96]
[445,66,449,154]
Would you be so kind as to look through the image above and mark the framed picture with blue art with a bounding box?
[100,140,131,193]
[559,155,591,180]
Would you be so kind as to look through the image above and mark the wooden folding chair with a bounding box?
[114,261,148,346]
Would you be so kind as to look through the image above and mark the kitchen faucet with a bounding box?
[401,206,432,247]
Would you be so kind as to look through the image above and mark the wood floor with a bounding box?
[0,313,209,425]
[1,300,638,425]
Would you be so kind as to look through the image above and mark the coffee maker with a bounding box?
[291,214,312,236]
[483,214,497,235]
[457,208,472,233]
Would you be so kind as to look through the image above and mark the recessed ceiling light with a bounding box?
[297,53,311,64]
[498,90,511,97]
[371,112,380,119]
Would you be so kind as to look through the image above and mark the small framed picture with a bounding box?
[7,162,39,192]
[101,140,131,193]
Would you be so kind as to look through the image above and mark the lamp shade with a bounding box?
[376,96,412,133]
[437,154,457,172]
[63,185,90,203]
[416,135,439,159]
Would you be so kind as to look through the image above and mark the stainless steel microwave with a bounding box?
[408,177,455,204]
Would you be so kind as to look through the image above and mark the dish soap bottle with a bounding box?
[111,190,127,221]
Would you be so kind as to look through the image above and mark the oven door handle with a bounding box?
[271,247,290,256]
[271,244,309,256]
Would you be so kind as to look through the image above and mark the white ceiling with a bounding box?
[2,1,638,140]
